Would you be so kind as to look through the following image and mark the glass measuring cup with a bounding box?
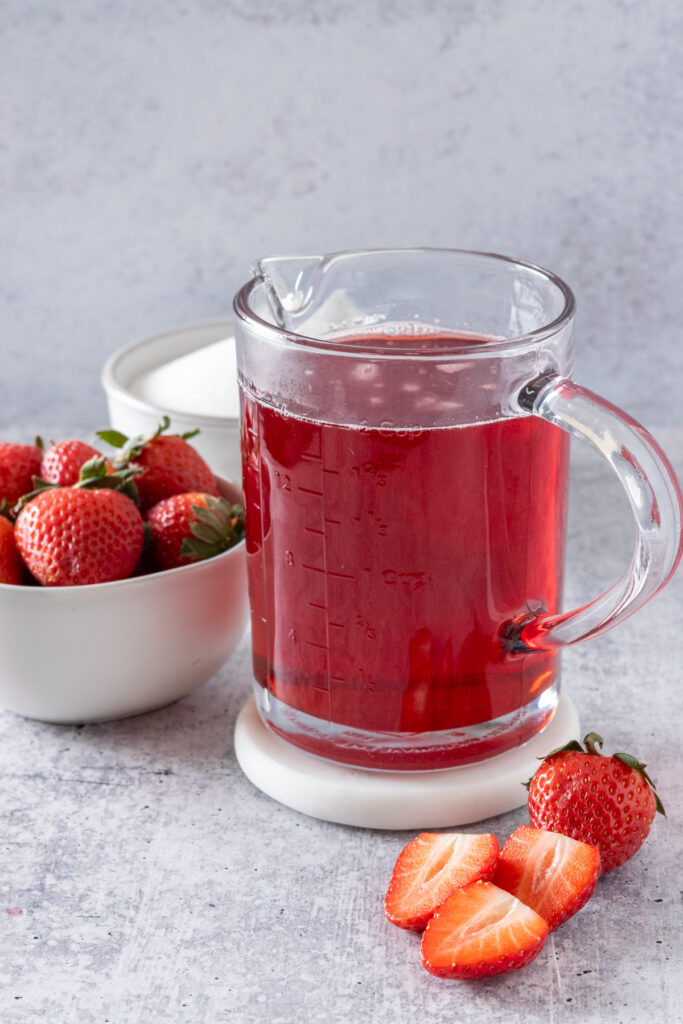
[233,249,682,771]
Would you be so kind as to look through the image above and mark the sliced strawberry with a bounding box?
[420,880,549,979]
[493,825,600,931]
[384,832,499,930]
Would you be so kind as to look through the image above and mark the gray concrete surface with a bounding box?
[0,432,681,1023]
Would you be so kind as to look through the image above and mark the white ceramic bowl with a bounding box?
[0,478,248,724]
[101,317,242,482]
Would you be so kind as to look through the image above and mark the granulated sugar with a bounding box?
[130,338,240,418]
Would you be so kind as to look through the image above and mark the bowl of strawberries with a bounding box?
[0,420,248,723]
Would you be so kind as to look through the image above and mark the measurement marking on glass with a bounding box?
[298,431,353,724]
[253,422,274,703]
[319,429,334,727]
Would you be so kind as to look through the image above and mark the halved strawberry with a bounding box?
[384,832,499,930]
[493,825,600,931]
[420,880,549,979]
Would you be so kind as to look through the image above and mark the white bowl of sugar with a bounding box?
[101,318,242,482]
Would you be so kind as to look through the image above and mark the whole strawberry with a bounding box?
[97,419,218,511]
[145,493,245,572]
[0,516,24,585]
[0,442,42,506]
[40,439,109,486]
[527,732,664,872]
[15,487,144,586]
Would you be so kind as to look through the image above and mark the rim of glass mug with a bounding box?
[233,246,576,358]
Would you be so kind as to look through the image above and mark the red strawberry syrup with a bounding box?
[241,333,569,769]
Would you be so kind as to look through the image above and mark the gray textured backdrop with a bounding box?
[2,0,681,436]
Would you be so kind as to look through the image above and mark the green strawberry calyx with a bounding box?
[11,457,142,516]
[96,417,200,468]
[180,497,245,562]
[526,730,665,816]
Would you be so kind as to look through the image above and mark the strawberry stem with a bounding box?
[583,732,604,756]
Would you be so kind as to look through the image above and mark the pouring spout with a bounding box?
[253,255,328,331]
[251,251,377,340]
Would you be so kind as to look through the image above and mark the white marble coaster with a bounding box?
[234,693,579,829]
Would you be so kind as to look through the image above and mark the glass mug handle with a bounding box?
[507,373,683,652]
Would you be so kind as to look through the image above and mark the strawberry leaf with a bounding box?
[78,456,110,482]
[205,495,227,513]
[612,751,648,773]
[613,752,666,816]
[87,475,140,505]
[653,791,666,817]
[189,521,222,545]
[180,537,217,561]
[191,505,225,531]
[537,739,584,760]
[11,477,58,516]
[74,462,141,506]
[176,498,246,562]
[96,428,129,449]
[97,417,175,467]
